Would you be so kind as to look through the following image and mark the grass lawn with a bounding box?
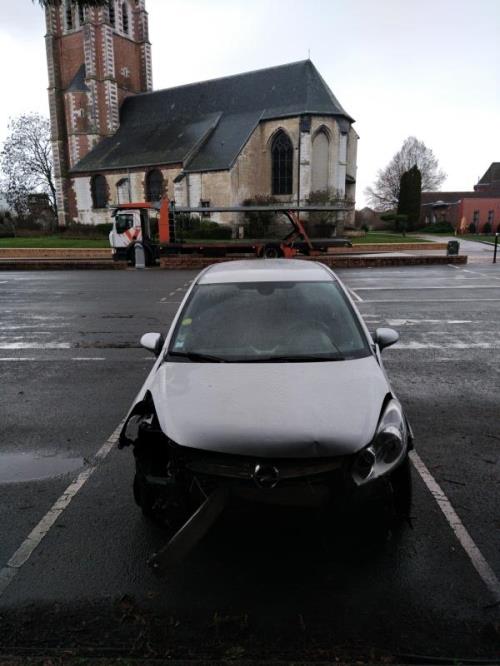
[461,234,498,244]
[351,232,429,244]
[0,236,109,248]
[0,232,435,248]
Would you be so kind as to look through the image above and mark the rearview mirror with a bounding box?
[140,332,164,356]
[374,327,399,351]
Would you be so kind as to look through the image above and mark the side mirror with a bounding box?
[140,332,164,356]
[374,327,399,351]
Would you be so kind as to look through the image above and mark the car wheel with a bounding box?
[133,471,160,522]
[389,456,412,525]
[263,243,283,259]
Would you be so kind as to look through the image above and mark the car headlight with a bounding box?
[352,399,408,486]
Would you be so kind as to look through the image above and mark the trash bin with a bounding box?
[447,240,460,256]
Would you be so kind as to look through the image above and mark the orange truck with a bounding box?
[109,198,352,265]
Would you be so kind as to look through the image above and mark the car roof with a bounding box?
[197,259,336,284]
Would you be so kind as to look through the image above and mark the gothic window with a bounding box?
[108,0,116,27]
[311,129,330,193]
[145,169,164,201]
[271,130,293,195]
[116,178,130,204]
[78,4,85,26]
[65,1,74,30]
[91,175,108,209]
[122,2,129,34]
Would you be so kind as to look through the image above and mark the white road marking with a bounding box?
[0,358,37,362]
[359,298,500,303]
[0,343,72,349]
[348,287,363,302]
[386,319,473,326]
[394,341,499,350]
[159,301,181,304]
[71,357,106,361]
[410,451,500,604]
[355,285,500,291]
[0,420,124,598]
[448,264,461,270]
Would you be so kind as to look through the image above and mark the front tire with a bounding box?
[133,471,160,521]
[389,456,412,525]
[262,243,283,259]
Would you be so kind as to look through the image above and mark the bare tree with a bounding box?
[0,113,56,219]
[365,137,446,211]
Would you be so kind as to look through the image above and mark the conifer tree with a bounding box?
[398,165,422,231]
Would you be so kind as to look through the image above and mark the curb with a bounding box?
[0,260,125,270]
[159,255,468,270]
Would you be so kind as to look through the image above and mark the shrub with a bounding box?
[482,222,492,234]
[95,223,113,236]
[420,222,454,233]
[242,195,280,238]
[180,219,232,240]
[468,222,476,234]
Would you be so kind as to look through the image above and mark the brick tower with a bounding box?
[45,0,152,225]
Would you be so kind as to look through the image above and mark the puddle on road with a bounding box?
[0,452,84,483]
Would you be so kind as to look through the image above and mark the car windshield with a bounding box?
[167,280,370,362]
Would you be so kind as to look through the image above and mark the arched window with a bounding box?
[78,4,86,26]
[271,131,293,195]
[122,2,129,33]
[65,1,74,30]
[311,129,330,193]
[108,0,116,27]
[145,169,164,201]
[116,178,130,204]
[91,175,108,209]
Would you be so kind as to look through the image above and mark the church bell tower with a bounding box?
[45,0,152,225]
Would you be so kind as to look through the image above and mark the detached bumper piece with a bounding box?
[148,488,228,576]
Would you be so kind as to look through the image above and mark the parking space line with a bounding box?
[355,285,500,291]
[358,298,500,303]
[0,420,124,598]
[348,287,363,302]
[410,451,500,604]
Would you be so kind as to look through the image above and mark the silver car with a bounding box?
[120,260,413,570]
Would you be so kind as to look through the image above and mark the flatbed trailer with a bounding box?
[109,198,353,264]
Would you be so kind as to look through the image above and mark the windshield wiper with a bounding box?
[167,350,227,363]
[252,353,346,363]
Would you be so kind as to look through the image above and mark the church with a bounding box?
[46,1,358,229]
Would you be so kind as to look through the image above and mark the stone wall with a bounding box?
[73,164,181,225]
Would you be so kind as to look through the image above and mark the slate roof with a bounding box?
[71,60,353,174]
[477,162,500,186]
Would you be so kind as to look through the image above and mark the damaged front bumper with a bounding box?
[123,413,402,575]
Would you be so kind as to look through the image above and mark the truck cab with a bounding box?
[109,205,159,265]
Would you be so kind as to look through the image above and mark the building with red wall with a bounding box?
[421,163,500,233]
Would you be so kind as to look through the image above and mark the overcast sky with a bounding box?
[1,0,499,205]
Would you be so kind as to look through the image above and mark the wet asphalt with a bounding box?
[0,265,499,662]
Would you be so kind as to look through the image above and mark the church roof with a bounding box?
[71,60,353,174]
[477,162,500,186]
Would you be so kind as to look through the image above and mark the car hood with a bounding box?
[146,355,389,458]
